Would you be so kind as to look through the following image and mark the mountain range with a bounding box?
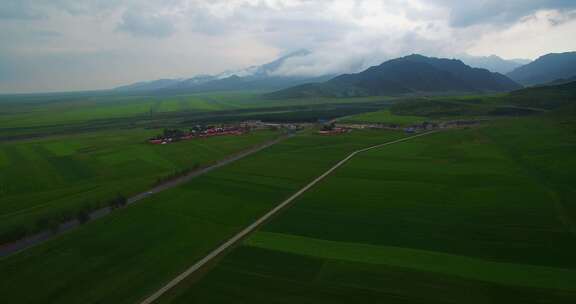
[506,52,576,86]
[267,54,522,99]
[114,50,332,94]
[458,55,531,74]
[113,51,575,96]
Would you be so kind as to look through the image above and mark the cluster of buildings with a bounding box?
[240,120,304,131]
[403,120,482,132]
[147,118,483,145]
[318,127,349,135]
[148,125,247,145]
[335,120,482,134]
[318,123,350,135]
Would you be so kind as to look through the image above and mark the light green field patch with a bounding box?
[156,99,180,112]
[0,129,406,304]
[131,147,178,170]
[96,145,146,165]
[184,140,227,156]
[247,231,576,291]
[181,97,224,110]
[0,128,280,238]
[43,141,86,156]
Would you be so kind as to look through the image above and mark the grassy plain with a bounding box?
[340,109,425,125]
[2,86,572,303]
[0,94,230,128]
[0,129,406,304]
[0,91,389,129]
[162,115,576,303]
[0,91,393,141]
[0,128,279,241]
[390,94,545,119]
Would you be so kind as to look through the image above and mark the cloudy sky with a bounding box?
[1,0,575,93]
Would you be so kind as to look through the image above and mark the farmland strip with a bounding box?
[140,131,436,304]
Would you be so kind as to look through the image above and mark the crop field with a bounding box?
[0,91,394,141]
[389,95,545,119]
[0,94,232,129]
[0,91,390,129]
[0,129,406,304]
[339,109,425,125]
[0,128,279,242]
[161,116,576,303]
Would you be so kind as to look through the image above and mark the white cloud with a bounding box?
[0,0,45,19]
[116,9,176,38]
[467,9,576,59]
[0,0,575,92]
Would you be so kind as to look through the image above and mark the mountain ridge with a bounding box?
[114,50,321,94]
[267,54,521,99]
[507,52,576,86]
[458,54,531,74]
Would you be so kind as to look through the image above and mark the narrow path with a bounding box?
[139,131,436,304]
[0,134,289,258]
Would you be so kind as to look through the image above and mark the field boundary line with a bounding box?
[139,130,437,304]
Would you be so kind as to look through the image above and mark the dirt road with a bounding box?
[139,131,436,304]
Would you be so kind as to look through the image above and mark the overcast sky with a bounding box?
[1,0,575,93]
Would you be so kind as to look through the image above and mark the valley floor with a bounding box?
[0,129,404,303]
[156,116,576,304]
[1,114,574,304]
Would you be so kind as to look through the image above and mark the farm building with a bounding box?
[318,127,349,135]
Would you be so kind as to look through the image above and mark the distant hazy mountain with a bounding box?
[510,58,533,65]
[113,79,182,92]
[507,52,576,86]
[114,49,327,94]
[268,54,521,98]
[230,49,311,78]
[156,74,333,95]
[458,55,531,74]
[171,74,220,89]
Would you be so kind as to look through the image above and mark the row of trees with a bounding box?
[320,122,336,131]
[157,126,216,140]
[0,194,128,245]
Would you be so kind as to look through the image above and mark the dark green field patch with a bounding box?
[245,232,576,290]
[163,241,576,304]
[263,127,576,268]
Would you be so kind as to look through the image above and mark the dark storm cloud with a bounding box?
[433,0,576,27]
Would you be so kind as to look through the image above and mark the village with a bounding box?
[148,125,248,144]
[148,119,483,144]
[333,119,483,134]
[318,119,483,136]
[147,121,306,144]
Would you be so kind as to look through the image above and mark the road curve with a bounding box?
[139,131,437,304]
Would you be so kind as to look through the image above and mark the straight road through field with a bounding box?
[0,134,289,258]
[139,130,437,304]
